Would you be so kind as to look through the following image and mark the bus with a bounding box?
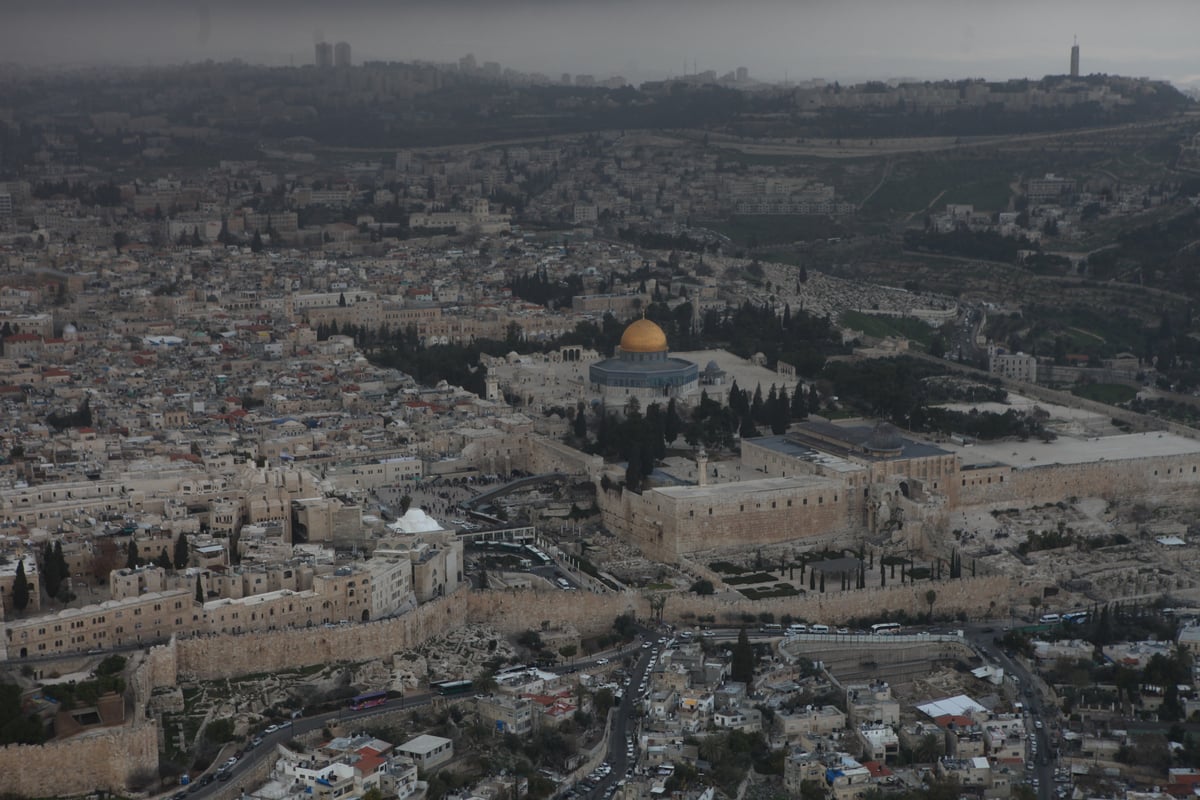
[871,622,902,635]
[432,680,474,697]
[1062,611,1089,624]
[349,690,388,710]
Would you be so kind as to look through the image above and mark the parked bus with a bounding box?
[760,623,783,634]
[349,690,388,710]
[1062,611,1089,624]
[870,622,902,635]
[432,680,474,697]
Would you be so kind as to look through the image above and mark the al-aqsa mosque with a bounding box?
[588,318,699,409]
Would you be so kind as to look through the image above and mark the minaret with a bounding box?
[696,447,709,487]
[1070,36,1080,78]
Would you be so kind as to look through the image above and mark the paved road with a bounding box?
[574,628,660,800]
[963,623,1058,800]
[177,635,652,800]
[181,692,435,798]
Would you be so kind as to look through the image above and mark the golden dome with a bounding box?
[620,318,669,353]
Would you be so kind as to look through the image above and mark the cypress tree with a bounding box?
[174,532,190,571]
[126,540,139,569]
[43,542,60,598]
[195,574,205,604]
[54,541,67,587]
[731,628,755,684]
[12,560,30,611]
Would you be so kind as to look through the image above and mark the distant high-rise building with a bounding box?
[315,41,333,68]
[736,66,749,82]
[334,41,351,67]
[1070,38,1080,77]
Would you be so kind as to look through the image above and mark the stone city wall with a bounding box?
[596,479,853,562]
[176,592,467,680]
[960,450,1200,510]
[464,575,1014,635]
[0,722,159,797]
[526,434,604,479]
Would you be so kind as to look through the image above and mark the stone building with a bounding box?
[589,318,698,411]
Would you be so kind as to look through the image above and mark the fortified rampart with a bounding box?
[176,591,466,680]
[0,718,159,796]
[527,434,604,479]
[464,575,1014,634]
[960,450,1200,509]
[596,477,853,563]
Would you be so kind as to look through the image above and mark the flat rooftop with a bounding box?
[676,349,794,393]
[745,435,866,474]
[949,430,1200,470]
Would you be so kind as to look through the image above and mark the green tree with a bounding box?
[690,579,715,595]
[399,494,412,515]
[195,574,205,604]
[664,398,682,443]
[154,547,172,570]
[573,402,588,440]
[250,230,263,253]
[173,531,189,570]
[798,780,826,800]
[204,717,236,743]
[594,687,615,718]
[517,630,544,651]
[613,613,638,639]
[926,589,938,619]
[731,627,755,684]
[558,644,577,662]
[42,541,61,599]
[624,443,644,491]
[126,540,139,569]
[12,560,30,611]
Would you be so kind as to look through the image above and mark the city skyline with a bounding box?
[2,0,1200,88]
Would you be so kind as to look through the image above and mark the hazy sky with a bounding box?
[4,0,1200,86]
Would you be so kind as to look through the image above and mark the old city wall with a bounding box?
[176,592,467,680]
[960,451,1200,510]
[0,722,159,797]
[596,479,855,563]
[527,434,604,479]
[465,575,1014,635]
[667,483,852,556]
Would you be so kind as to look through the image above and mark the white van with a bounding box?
[787,623,808,635]
[810,624,830,634]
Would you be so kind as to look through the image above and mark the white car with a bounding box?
[596,658,609,665]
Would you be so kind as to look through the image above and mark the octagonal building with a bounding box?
[589,318,698,410]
